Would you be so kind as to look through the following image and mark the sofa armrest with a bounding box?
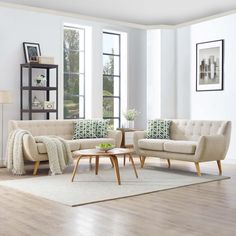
[107,130,122,147]
[196,135,226,162]
[133,131,146,155]
[22,134,40,161]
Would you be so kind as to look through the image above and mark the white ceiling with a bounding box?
[2,0,236,25]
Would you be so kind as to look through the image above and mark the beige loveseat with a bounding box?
[8,120,122,175]
[134,119,231,176]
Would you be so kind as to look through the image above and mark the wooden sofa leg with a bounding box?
[139,155,142,163]
[217,160,222,175]
[33,161,40,175]
[141,156,146,168]
[194,162,201,176]
[167,159,171,168]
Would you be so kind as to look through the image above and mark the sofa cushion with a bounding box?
[96,120,109,138]
[37,140,81,154]
[147,119,171,139]
[163,140,197,154]
[138,139,167,151]
[73,120,97,139]
[78,138,115,150]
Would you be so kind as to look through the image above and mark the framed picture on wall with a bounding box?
[23,42,41,63]
[196,39,224,91]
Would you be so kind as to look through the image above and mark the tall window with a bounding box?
[64,26,85,119]
[103,32,121,129]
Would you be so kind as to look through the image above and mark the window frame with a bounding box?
[102,31,121,128]
[63,25,86,119]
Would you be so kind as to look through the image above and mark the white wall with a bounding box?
[176,26,191,119]
[146,29,176,122]
[176,14,236,161]
[0,5,147,159]
[147,29,161,120]
[160,29,176,118]
[127,29,147,129]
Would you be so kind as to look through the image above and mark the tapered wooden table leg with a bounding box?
[110,157,114,167]
[128,154,138,178]
[71,155,82,182]
[95,156,99,175]
[110,155,121,185]
[123,154,126,166]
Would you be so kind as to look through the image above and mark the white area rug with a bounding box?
[0,166,229,207]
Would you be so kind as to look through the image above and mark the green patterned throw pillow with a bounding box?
[96,120,109,138]
[73,120,97,139]
[147,120,171,139]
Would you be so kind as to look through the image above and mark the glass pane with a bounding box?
[79,96,85,118]
[64,27,80,51]
[103,97,119,118]
[79,74,85,96]
[79,52,85,74]
[103,55,119,75]
[103,33,119,55]
[103,76,119,96]
[113,119,120,129]
[104,118,119,130]
[78,29,85,51]
[64,73,79,119]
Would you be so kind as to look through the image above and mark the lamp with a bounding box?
[0,91,12,167]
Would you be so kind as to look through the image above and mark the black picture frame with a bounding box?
[23,42,41,63]
[196,39,224,92]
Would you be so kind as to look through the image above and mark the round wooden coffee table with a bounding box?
[71,148,138,185]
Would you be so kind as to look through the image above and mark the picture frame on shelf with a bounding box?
[196,39,224,92]
[23,42,41,63]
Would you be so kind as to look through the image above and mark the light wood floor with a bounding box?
[0,158,236,236]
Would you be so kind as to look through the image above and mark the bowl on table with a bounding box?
[95,144,115,152]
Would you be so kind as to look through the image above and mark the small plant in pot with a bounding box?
[123,109,139,129]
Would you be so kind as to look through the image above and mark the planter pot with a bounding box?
[127,120,134,129]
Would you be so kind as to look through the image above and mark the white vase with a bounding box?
[127,120,134,129]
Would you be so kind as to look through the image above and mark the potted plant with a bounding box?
[123,109,139,128]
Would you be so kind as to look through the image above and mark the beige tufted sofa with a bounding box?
[8,120,122,175]
[134,119,231,176]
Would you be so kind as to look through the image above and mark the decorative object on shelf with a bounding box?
[38,56,54,64]
[0,91,12,167]
[35,74,46,86]
[32,96,43,109]
[196,39,224,91]
[23,42,41,63]
[44,101,55,110]
[123,109,139,129]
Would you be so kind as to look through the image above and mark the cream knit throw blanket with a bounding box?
[35,136,73,175]
[6,129,29,175]
[7,129,73,175]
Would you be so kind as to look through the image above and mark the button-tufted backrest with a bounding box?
[170,119,230,141]
[8,120,76,140]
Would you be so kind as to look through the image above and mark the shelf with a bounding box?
[22,109,57,113]
[21,63,58,69]
[22,86,57,91]
[21,63,58,120]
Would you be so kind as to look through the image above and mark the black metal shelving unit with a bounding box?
[20,63,58,120]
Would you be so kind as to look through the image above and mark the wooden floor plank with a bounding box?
[0,158,236,236]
